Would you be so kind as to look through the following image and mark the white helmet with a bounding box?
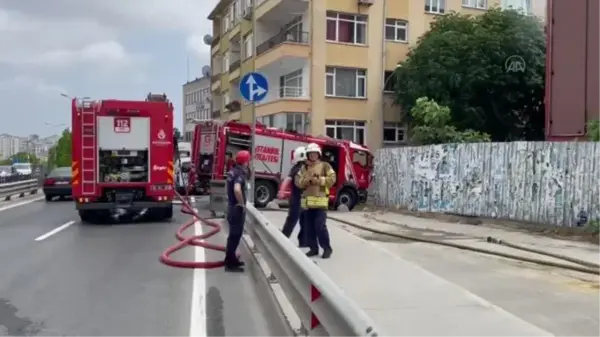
[305,143,321,157]
[292,146,306,164]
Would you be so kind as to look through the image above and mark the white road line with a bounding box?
[189,208,207,337]
[34,221,75,241]
[0,196,44,213]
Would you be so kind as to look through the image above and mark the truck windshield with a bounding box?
[13,164,31,170]
[352,150,373,168]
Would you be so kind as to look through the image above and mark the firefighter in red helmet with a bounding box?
[224,150,251,272]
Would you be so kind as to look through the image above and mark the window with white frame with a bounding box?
[223,92,231,109]
[325,67,366,98]
[462,0,487,9]
[285,112,306,133]
[425,0,446,14]
[385,19,408,42]
[383,122,407,143]
[326,11,367,45]
[243,34,253,59]
[501,0,532,14]
[279,69,303,97]
[222,52,230,73]
[223,13,231,31]
[233,0,241,22]
[325,120,366,145]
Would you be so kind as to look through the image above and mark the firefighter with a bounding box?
[280,146,308,247]
[224,150,251,272]
[294,143,335,258]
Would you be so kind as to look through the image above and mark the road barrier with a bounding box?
[244,204,381,336]
[0,178,39,201]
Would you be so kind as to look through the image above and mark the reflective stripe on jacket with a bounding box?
[294,161,336,209]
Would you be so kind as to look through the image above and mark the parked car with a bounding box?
[43,167,72,201]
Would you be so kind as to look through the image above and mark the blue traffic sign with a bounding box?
[240,72,269,103]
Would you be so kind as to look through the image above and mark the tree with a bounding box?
[394,8,546,141]
[47,128,72,169]
[173,127,182,141]
[0,152,40,165]
[587,120,599,141]
[410,97,490,145]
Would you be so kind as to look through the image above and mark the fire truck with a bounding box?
[71,93,175,223]
[189,120,374,210]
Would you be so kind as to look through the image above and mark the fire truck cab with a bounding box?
[71,93,175,223]
[190,120,373,210]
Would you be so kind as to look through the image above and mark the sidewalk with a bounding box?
[260,210,553,336]
[333,211,599,267]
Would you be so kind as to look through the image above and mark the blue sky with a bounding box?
[0,0,218,137]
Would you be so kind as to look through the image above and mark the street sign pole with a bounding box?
[249,8,258,203]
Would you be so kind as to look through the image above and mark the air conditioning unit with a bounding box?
[358,0,374,5]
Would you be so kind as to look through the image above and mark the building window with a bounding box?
[223,13,231,31]
[243,33,253,59]
[325,67,366,98]
[279,69,303,97]
[222,53,230,73]
[325,120,366,145]
[425,0,446,14]
[385,19,408,42]
[383,122,406,143]
[285,112,306,133]
[501,0,532,14]
[326,11,367,45]
[223,92,230,109]
[462,0,487,9]
[383,71,396,92]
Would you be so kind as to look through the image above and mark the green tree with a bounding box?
[410,97,490,145]
[0,152,40,165]
[587,120,599,141]
[173,127,182,141]
[394,8,546,141]
[47,128,72,169]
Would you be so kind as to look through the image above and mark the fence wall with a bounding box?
[371,142,600,227]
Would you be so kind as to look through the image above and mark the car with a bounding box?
[43,167,72,201]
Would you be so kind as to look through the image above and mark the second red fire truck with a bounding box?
[189,120,374,210]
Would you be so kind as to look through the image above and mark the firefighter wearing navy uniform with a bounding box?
[224,150,251,272]
[294,143,335,258]
[281,146,308,246]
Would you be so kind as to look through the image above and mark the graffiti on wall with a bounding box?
[372,142,600,227]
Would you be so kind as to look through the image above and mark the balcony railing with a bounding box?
[256,30,309,56]
[211,35,221,47]
[279,86,305,98]
[229,59,241,72]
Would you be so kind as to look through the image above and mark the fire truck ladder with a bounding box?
[80,99,97,195]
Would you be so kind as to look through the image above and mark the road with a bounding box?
[337,218,600,336]
[0,196,286,336]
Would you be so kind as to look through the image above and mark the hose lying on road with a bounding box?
[159,190,238,269]
[261,209,599,276]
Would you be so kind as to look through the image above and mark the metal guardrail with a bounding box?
[244,204,381,336]
[0,177,39,201]
[257,30,309,56]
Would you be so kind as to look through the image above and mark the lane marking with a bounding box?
[34,220,75,241]
[0,196,44,213]
[190,208,207,337]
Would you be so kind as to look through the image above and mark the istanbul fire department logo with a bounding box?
[153,129,170,146]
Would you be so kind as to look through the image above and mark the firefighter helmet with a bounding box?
[305,143,321,156]
[236,150,251,165]
[292,146,306,164]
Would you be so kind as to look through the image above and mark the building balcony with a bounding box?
[229,59,241,81]
[211,35,221,55]
[255,31,309,69]
[256,86,310,117]
[212,109,221,118]
[255,0,308,24]
[211,74,221,92]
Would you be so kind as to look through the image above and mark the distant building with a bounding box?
[182,77,212,142]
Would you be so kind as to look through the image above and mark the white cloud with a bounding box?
[0,75,67,97]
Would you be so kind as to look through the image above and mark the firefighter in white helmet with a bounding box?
[280,146,308,246]
[294,142,335,258]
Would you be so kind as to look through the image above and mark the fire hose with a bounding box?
[159,142,238,269]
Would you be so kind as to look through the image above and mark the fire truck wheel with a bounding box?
[78,210,94,223]
[254,180,275,208]
[335,188,357,210]
[162,205,173,220]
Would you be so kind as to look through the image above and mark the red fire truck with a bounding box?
[189,120,374,210]
[71,93,175,223]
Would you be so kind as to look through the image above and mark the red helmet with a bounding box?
[236,150,251,165]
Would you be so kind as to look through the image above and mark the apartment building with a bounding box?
[208,0,509,150]
[182,76,212,142]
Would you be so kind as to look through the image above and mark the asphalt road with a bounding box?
[0,196,285,336]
